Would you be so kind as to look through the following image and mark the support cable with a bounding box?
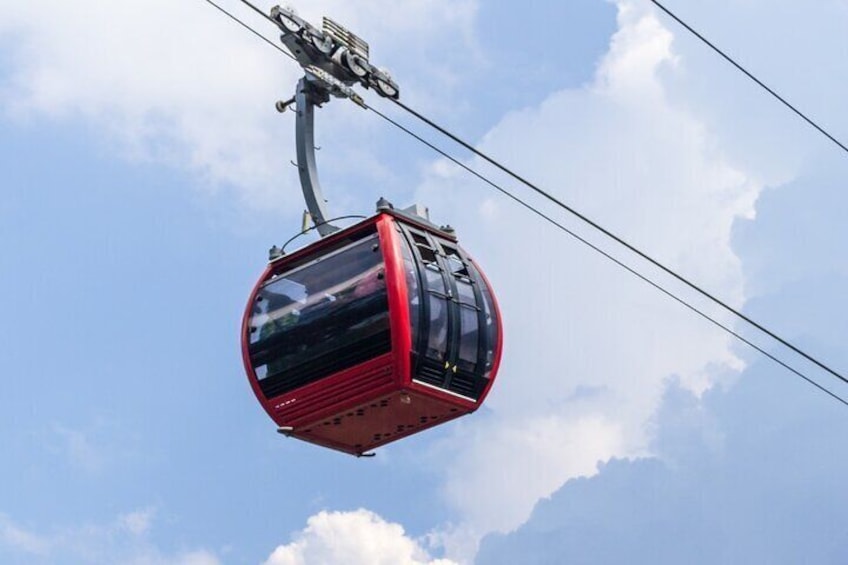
[201,0,848,406]
[236,0,279,25]
[366,105,848,408]
[387,96,848,389]
[202,0,295,61]
[649,0,848,156]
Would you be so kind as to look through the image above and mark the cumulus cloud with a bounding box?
[6,1,840,563]
[413,1,767,557]
[1,1,284,204]
[423,1,848,556]
[476,323,848,564]
[0,0,477,214]
[263,509,456,565]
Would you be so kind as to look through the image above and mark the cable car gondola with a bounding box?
[240,6,502,456]
[242,203,502,455]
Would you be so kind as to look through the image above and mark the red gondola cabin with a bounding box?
[241,208,503,455]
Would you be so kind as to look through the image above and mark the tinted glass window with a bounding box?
[423,266,448,361]
[472,263,499,379]
[455,277,479,371]
[248,233,391,398]
[397,227,421,350]
[400,224,499,400]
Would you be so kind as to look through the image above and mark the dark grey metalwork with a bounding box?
[294,77,338,236]
[270,5,399,99]
[266,6,439,239]
[269,4,402,238]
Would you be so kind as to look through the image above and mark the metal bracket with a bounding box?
[294,77,340,237]
[271,4,402,238]
[270,5,400,100]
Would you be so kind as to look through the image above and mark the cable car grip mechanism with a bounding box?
[270,5,401,239]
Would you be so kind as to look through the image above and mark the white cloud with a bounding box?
[52,424,106,474]
[0,508,219,565]
[263,509,456,565]
[0,514,51,556]
[660,0,848,156]
[476,343,848,563]
[413,1,766,558]
[0,0,477,215]
[118,509,156,538]
[5,1,838,563]
[45,420,140,476]
[1,1,288,208]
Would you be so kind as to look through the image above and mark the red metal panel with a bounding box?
[292,389,472,455]
[273,353,396,424]
[377,216,413,388]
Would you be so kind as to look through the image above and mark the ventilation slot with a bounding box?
[416,363,445,387]
[449,373,476,397]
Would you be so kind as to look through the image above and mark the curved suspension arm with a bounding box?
[295,77,339,237]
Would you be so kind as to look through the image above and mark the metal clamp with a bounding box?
[271,5,403,238]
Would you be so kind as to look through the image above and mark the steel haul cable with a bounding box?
[201,0,848,406]
[365,105,848,408]
[649,0,848,156]
[204,0,293,60]
[388,96,848,390]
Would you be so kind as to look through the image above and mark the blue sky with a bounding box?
[1,1,847,563]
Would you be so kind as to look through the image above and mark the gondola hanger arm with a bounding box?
[269,4,399,237]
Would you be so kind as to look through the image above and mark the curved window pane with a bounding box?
[456,278,475,307]
[397,229,421,348]
[248,234,391,398]
[424,265,445,293]
[426,295,448,361]
[457,304,479,371]
[421,258,448,362]
[441,244,470,278]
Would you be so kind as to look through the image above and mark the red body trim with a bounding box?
[377,216,413,388]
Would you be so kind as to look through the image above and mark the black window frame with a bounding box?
[397,223,495,401]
